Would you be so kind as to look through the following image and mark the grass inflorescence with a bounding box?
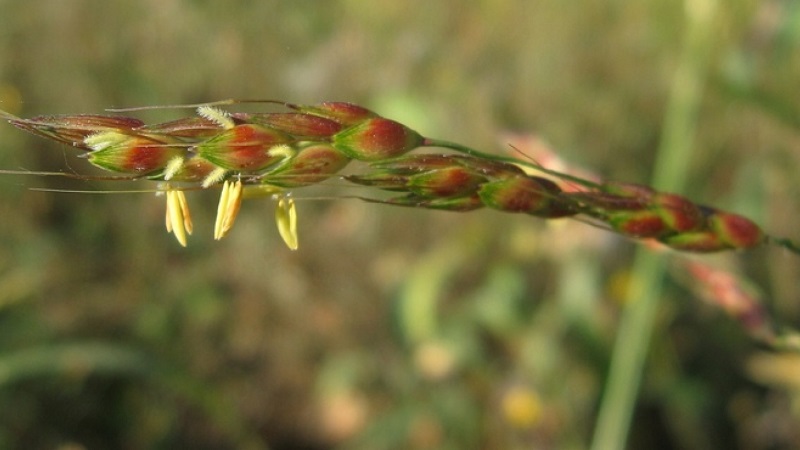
[1,100,798,256]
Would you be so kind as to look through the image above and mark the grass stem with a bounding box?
[590,1,720,448]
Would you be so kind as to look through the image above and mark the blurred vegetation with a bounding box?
[0,0,799,449]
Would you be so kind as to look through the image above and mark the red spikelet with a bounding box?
[195,124,292,172]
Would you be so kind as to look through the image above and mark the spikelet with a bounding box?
[195,124,294,172]
[8,114,145,149]
[262,144,350,188]
[85,132,185,176]
[333,118,424,161]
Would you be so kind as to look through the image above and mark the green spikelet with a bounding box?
[478,176,573,217]
[262,144,350,188]
[333,118,424,161]
[195,124,293,172]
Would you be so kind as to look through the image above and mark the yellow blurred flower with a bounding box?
[501,385,541,429]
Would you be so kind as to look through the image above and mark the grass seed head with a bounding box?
[4,99,785,254]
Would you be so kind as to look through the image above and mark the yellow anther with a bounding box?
[165,188,193,247]
[275,196,298,250]
[214,179,243,240]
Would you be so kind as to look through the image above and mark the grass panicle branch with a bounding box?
[1,100,797,257]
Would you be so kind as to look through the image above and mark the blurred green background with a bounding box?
[1,0,799,449]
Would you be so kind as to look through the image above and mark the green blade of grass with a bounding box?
[590,1,721,449]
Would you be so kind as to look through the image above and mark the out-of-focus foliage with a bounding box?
[0,0,799,449]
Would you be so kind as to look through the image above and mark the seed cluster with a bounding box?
[2,100,792,254]
[348,153,767,252]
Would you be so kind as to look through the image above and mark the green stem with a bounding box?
[769,236,800,256]
[590,1,720,449]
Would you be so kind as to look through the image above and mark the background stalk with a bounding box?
[590,1,721,449]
